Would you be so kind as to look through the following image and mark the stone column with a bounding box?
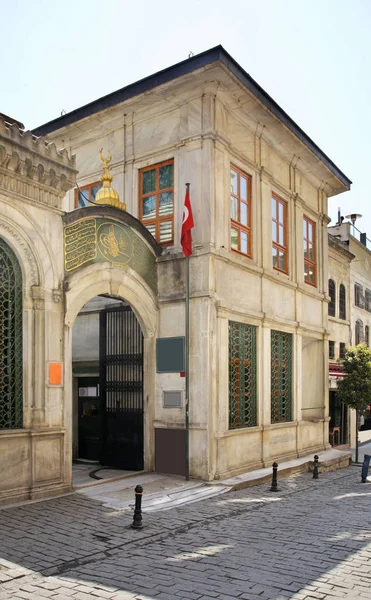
[261,324,272,465]
[31,285,46,427]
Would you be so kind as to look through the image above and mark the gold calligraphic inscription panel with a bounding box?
[64,218,156,292]
[64,219,97,272]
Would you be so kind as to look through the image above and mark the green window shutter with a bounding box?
[229,321,257,429]
[271,330,292,423]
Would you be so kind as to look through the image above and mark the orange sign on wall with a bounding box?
[49,363,63,385]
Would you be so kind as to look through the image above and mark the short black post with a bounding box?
[270,462,279,492]
[361,454,371,482]
[131,485,143,529]
[313,455,319,480]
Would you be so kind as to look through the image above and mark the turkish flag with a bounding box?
[181,186,194,257]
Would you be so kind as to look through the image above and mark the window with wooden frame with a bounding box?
[271,194,288,274]
[366,326,370,347]
[339,284,346,320]
[303,216,316,285]
[329,341,335,360]
[230,166,252,257]
[139,160,174,245]
[339,343,346,360]
[328,280,336,317]
[74,181,102,208]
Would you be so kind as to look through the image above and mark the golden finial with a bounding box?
[99,149,112,170]
[94,148,126,210]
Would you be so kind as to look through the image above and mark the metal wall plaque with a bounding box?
[64,217,157,293]
[163,391,182,408]
[156,337,185,373]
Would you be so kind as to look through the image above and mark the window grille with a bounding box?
[0,238,23,429]
[228,321,257,429]
[271,330,292,423]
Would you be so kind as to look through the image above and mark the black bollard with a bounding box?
[313,455,319,479]
[361,454,370,482]
[131,485,143,529]
[270,462,279,492]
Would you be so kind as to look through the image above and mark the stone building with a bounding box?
[328,219,371,446]
[0,47,352,504]
[0,114,76,504]
[327,232,354,446]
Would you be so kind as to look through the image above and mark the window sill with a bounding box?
[217,247,264,275]
[216,425,263,438]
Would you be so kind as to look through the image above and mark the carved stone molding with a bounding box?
[31,285,45,310]
[52,288,62,303]
[0,220,38,285]
[0,115,77,210]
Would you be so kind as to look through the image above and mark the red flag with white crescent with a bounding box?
[181,186,194,257]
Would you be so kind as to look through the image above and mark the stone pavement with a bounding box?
[0,465,371,599]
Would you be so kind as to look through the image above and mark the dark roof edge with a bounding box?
[328,233,355,260]
[32,45,351,190]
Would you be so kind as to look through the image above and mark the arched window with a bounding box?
[0,238,23,429]
[355,319,364,346]
[339,284,346,320]
[366,326,369,347]
[328,280,336,317]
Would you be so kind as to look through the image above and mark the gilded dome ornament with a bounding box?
[94,149,126,210]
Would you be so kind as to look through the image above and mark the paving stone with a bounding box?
[0,468,370,599]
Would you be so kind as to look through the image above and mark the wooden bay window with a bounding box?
[272,194,288,273]
[230,166,252,257]
[139,160,174,245]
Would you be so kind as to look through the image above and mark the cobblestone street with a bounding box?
[0,467,370,599]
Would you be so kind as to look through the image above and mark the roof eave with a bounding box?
[32,45,351,191]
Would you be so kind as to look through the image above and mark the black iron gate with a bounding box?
[100,305,144,470]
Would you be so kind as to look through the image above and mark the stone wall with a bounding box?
[41,61,349,480]
[0,116,76,504]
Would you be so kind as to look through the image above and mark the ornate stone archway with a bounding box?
[62,206,161,479]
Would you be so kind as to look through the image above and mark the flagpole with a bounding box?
[185,183,190,481]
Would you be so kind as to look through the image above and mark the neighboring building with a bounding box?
[0,114,76,504]
[328,219,371,446]
[0,47,352,504]
[327,233,354,446]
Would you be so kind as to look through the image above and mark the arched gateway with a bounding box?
[63,204,161,477]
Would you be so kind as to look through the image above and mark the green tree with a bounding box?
[336,344,371,462]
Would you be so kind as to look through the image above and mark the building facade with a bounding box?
[0,47,352,504]
[328,220,371,446]
[0,115,76,504]
[327,233,354,446]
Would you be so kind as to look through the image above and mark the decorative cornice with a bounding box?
[0,116,77,209]
[328,233,355,261]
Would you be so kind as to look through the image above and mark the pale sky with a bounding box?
[1,0,370,234]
